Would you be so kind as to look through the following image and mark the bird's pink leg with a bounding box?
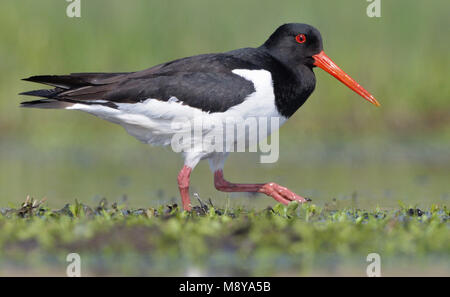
[177,165,193,211]
[213,169,308,204]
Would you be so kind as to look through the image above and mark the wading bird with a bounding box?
[21,23,379,211]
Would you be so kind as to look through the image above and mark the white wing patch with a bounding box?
[227,69,284,120]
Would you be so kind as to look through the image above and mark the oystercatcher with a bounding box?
[20,23,379,211]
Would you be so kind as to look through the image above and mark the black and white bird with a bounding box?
[20,23,379,211]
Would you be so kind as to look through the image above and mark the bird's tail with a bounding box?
[20,73,128,109]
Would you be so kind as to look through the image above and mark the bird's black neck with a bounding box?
[259,47,316,118]
[272,64,316,118]
[228,47,316,118]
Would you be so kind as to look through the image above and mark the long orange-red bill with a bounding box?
[312,51,380,107]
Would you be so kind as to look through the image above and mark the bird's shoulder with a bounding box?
[131,49,267,77]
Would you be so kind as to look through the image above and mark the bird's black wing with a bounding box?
[20,53,261,113]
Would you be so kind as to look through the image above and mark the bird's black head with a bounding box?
[262,23,323,68]
[262,23,380,107]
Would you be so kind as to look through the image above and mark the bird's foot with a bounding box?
[259,183,309,204]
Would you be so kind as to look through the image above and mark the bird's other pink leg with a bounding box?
[214,169,308,204]
[177,165,193,211]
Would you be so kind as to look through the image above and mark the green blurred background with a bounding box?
[0,0,449,210]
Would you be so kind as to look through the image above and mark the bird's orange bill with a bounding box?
[312,51,380,107]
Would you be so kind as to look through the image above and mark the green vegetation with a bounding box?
[1,197,448,276]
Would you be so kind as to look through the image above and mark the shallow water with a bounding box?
[1,129,448,210]
[0,0,448,210]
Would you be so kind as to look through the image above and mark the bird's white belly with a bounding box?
[67,69,287,152]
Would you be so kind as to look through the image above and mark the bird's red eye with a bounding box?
[295,34,306,44]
